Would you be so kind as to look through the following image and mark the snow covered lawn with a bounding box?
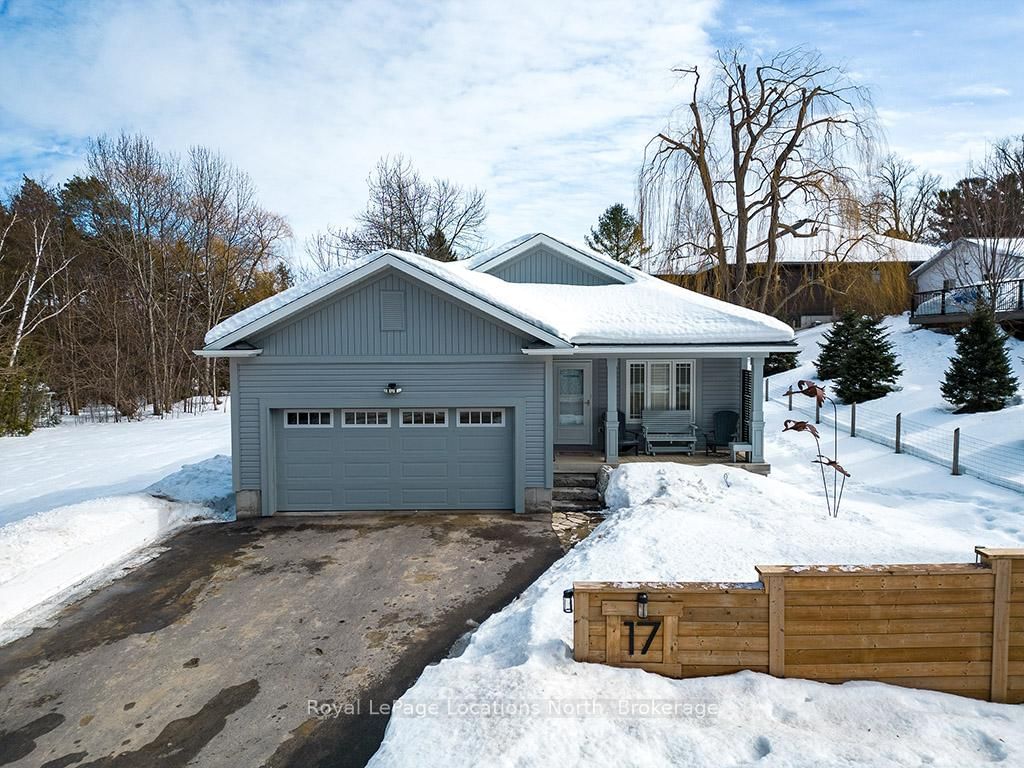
[369,404,1024,767]
[0,407,232,643]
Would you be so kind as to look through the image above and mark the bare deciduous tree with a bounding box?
[639,47,877,313]
[864,154,940,241]
[309,155,487,271]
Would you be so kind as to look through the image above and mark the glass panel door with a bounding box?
[558,369,585,426]
[554,361,592,445]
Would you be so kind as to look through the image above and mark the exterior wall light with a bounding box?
[562,589,574,614]
[637,592,649,618]
[384,383,402,395]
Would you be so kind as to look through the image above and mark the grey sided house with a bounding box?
[198,233,797,516]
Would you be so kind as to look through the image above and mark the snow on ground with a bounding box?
[780,313,1024,441]
[370,403,1024,767]
[0,404,231,526]
[0,406,233,643]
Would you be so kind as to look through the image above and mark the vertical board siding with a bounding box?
[487,244,618,285]
[236,360,547,491]
[253,272,531,356]
[573,550,1024,703]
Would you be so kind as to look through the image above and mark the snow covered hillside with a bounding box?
[369,401,1024,768]
[779,313,1024,441]
[0,406,232,643]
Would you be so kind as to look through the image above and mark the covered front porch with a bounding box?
[540,352,770,483]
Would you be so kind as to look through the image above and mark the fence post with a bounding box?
[895,413,902,454]
[815,400,821,425]
[952,428,961,475]
[759,570,786,678]
[941,289,947,314]
[765,378,770,403]
[787,389,793,411]
[1018,279,1023,311]
[850,402,857,437]
[976,548,1016,703]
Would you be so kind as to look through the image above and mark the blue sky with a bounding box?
[1,0,1022,254]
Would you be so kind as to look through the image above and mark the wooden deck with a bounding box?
[554,450,771,475]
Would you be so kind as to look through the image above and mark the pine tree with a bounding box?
[765,352,799,376]
[834,316,903,403]
[424,227,456,262]
[814,311,863,380]
[940,306,1019,413]
[585,203,648,265]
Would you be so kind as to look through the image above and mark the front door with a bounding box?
[554,361,592,445]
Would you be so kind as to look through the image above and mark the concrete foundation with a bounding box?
[235,489,262,519]
[524,487,553,514]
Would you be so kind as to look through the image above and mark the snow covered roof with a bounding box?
[909,238,1024,279]
[675,231,937,274]
[204,236,795,350]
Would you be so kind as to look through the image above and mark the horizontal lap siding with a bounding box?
[699,358,741,438]
[236,360,546,490]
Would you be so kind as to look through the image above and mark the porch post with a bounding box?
[751,356,765,462]
[605,357,619,465]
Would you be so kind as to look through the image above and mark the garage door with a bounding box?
[274,407,513,511]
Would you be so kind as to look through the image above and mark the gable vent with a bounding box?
[380,290,406,331]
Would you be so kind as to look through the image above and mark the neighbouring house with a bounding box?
[910,238,1024,327]
[662,231,936,328]
[198,233,796,517]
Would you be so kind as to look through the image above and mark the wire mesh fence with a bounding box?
[767,379,1024,494]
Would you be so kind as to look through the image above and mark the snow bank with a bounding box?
[370,457,1024,767]
[0,456,234,644]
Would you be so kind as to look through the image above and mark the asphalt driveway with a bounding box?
[0,513,562,768]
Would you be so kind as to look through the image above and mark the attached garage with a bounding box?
[274,407,514,512]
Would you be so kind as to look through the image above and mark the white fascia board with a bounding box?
[193,348,263,358]
[204,253,571,351]
[521,343,799,356]
[473,233,634,284]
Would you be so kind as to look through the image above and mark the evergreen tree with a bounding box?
[814,311,863,380]
[834,316,903,403]
[585,203,648,265]
[765,352,799,376]
[941,306,1019,413]
[424,227,456,262]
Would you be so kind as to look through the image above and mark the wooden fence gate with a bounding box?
[570,547,1024,703]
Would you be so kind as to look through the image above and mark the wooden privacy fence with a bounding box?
[569,547,1024,703]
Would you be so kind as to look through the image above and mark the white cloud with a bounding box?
[0,0,719,252]
[950,84,1012,98]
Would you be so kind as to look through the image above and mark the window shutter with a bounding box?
[380,291,406,331]
[741,368,752,442]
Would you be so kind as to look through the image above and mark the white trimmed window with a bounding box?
[285,410,334,428]
[400,409,448,427]
[457,408,505,427]
[341,409,391,427]
[626,361,694,421]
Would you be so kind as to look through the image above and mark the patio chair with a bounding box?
[705,410,739,456]
[617,410,641,456]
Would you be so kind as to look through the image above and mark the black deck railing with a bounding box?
[912,278,1024,318]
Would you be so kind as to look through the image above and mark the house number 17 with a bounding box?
[623,620,661,656]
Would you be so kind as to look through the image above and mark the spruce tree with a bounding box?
[424,227,456,262]
[585,203,648,265]
[814,311,863,380]
[834,316,903,403]
[765,352,799,376]
[941,306,1019,413]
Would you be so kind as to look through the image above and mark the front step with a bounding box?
[552,486,600,502]
[552,469,603,512]
[553,473,597,488]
